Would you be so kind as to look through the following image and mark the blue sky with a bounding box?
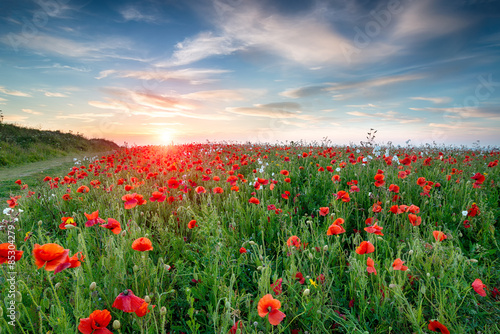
[1,0,500,146]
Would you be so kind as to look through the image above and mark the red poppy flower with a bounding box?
[284,177,291,183]
[6,196,20,208]
[364,223,384,236]
[100,218,122,234]
[388,184,399,193]
[167,178,180,189]
[0,243,23,264]
[15,179,22,185]
[374,173,385,187]
[271,278,283,295]
[257,294,286,326]
[249,197,260,204]
[286,236,301,249]
[239,247,247,254]
[33,243,69,271]
[336,191,350,202]
[132,237,153,251]
[467,203,480,217]
[433,231,447,242]
[327,223,345,235]
[356,241,375,255]
[62,194,72,201]
[417,177,426,186]
[408,214,422,226]
[135,301,155,317]
[55,251,85,273]
[84,211,106,227]
[280,170,289,176]
[78,309,112,334]
[392,258,408,271]
[195,186,206,194]
[76,185,89,193]
[188,220,198,229]
[59,217,76,230]
[428,320,450,334]
[472,278,487,297]
[295,272,305,284]
[149,191,166,202]
[319,207,329,216]
[229,321,243,334]
[213,187,224,194]
[112,289,145,313]
[366,257,377,275]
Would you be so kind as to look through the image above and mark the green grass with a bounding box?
[1,143,499,333]
[0,123,119,167]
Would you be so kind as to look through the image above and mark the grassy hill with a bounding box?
[0,122,120,167]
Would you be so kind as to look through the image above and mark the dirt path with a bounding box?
[0,153,105,182]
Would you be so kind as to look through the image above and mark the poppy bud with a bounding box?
[160,306,167,315]
[389,284,398,289]
[113,320,121,329]
[308,253,314,260]
[0,305,2,317]
[145,295,151,303]
[253,321,259,328]
[38,220,43,226]
[408,250,414,255]
[133,265,139,272]
[303,288,310,296]
[15,291,22,302]
[323,245,328,252]
[249,241,256,246]
[54,283,61,290]
[65,224,76,229]
[89,282,96,291]
[225,300,231,308]
[257,266,263,271]
[165,264,171,271]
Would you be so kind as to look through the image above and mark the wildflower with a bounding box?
[388,184,399,193]
[100,218,122,234]
[62,194,72,201]
[280,170,289,176]
[76,185,90,193]
[309,278,318,288]
[33,243,69,271]
[149,191,166,202]
[319,207,329,216]
[195,186,206,194]
[408,214,422,227]
[335,190,351,202]
[432,231,447,242]
[84,211,105,227]
[472,279,487,297]
[55,251,85,273]
[213,187,224,194]
[428,320,450,334]
[249,197,260,204]
[59,217,76,230]
[356,241,375,255]
[239,247,247,254]
[78,309,112,334]
[271,278,283,295]
[0,243,23,264]
[257,294,286,326]
[392,258,408,271]
[188,220,198,229]
[364,223,384,236]
[6,196,21,208]
[112,289,146,313]
[132,237,153,251]
[295,272,305,284]
[135,301,155,317]
[327,218,346,235]
[467,203,481,217]
[366,257,377,275]
[374,173,385,187]
[286,236,301,249]
[229,321,243,334]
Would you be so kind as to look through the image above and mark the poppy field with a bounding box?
[1,143,500,333]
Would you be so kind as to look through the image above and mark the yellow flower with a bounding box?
[309,279,318,288]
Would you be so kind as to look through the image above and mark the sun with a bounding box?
[159,131,173,143]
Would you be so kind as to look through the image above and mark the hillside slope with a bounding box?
[0,123,119,167]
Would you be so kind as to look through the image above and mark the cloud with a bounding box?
[390,0,468,41]
[0,33,142,61]
[410,97,452,104]
[21,109,43,115]
[3,115,28,123]
[55,112,115,122]
[119,6,159,23]
[0,86,32,97]
[181,89,264,102]
[44,91,68,97]
[346,110,422,124]
[226,102,317,120]
[88,88,231,120]
[160,0,395,67]
[95,68,229,85]
[281,73,424,99]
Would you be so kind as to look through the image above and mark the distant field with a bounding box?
[1,143,499,333]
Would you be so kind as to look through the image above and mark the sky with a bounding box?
[1,0,500,147]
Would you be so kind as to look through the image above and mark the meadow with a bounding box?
[1,142,499,333]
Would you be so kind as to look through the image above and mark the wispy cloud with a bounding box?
[0,86,32,97]
[55,112,115,122]
[346,110,423,124]
[95,68,229,85]
[21,108,43,115]
[281,73,425,98]
[410,96,451,104]
[226,102,317,120]
[119,6,159,23]
[4,115,28,122]
[44,91,68,97]
[181,89,264,102]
